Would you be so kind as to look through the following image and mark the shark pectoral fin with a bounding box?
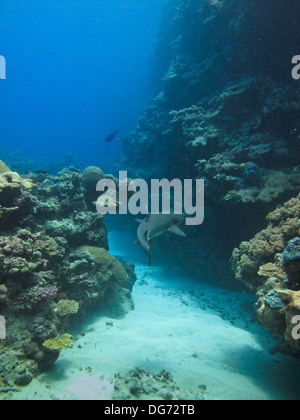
[167,225,187,237]
[148,239,153,267]
[133,240,139,246]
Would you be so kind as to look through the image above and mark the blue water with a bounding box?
[0,0,161,168]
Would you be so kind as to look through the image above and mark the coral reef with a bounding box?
[56,299,79,317]
[43,334,74,351]
[113,367,206,400]
[0,151,81,176]
[232,195,300,350]
[81,166,105,198]
[232,195,300,290]
[281,237,300,284]
[0,164,136,386]
[119,0,300,287]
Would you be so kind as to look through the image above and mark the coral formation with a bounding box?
[56,299,79,317]
[0,172,34,201]
[43,334,74,351]
[232,195,300,290]
[0,163,136,386]
[233,195,300,350]
[281,237,300,285]
[277,289,300,312]
[81,166,105,196]
[113,367,206,400]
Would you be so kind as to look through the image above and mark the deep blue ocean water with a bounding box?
[0,0,161,169]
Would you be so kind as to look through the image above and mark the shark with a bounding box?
[135,213,186,266]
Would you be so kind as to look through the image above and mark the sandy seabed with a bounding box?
[11,230,300,400]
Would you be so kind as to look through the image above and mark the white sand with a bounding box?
[11,230,300,400]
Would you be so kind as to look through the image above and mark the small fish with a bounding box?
[105,130,118,143]
[135,213,186,266]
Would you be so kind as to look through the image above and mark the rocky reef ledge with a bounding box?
[0,161,136,387]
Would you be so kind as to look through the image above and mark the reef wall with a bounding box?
[120,0,300,276]
[119,0,300,346]
[0,165,136,387]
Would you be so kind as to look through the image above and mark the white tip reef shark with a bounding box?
[135,213,186,266]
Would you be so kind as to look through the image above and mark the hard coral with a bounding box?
[56,299,79,316]
[277,289,300,313]
[258,263,287,281]
[43,334,73,351]
[281,237,300,285]
[0,164,137,386]
[232,194,300,289]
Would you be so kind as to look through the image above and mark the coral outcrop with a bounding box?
[232,195,300,290]
[232,195,300,350]
[0,164,136,387]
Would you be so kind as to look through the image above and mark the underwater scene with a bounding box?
[0,0,300,403]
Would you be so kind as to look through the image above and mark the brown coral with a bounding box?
[277,289,300,313]
[232,194,300,289]
[258,263,287,281]
[0,172,34,192]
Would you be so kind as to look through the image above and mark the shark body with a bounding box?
[136,213,186,266]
